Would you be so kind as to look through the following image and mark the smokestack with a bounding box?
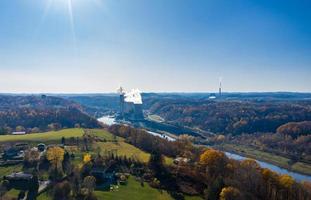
[219,77,222,97]
[117,86,125,118]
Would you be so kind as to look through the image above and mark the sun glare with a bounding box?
[35,0,103,50]
[39,0,77,48]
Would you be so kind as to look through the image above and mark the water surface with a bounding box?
[225,152,311,182]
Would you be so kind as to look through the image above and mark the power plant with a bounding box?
[117,87,144,121]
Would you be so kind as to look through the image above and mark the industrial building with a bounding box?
[118,87,144,121]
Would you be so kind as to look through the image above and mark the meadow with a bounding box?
[35,176,202,200]
[0,129,84,143]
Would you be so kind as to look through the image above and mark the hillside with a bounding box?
[0,95,100,134]
[147,99,311,135]
[64,95,120,117]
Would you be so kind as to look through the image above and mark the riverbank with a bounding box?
[216,143,311,176]
[97,116,311,181]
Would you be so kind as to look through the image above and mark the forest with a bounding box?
[108,125,311,200]
[0,95,100,134]
[209,121,311,165]
[147,99,311,135]
[64,95,120,117]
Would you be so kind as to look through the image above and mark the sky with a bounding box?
[0,0,310,93]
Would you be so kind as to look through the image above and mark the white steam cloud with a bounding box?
[124,89,143,104]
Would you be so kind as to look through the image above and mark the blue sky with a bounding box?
[0,0,310,93]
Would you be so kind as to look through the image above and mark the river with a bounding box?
[97,116,175,141]
[225,152,311,182]
[98,115,311,182]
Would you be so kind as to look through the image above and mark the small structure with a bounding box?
[173,157,190,165]
[4,172,34,190]
[2,148,24,161]
[91,169,116,190]
[15,143,29,150]
[209,93,216,99]
[90,163,117,191]
[37,143,46,152]
[12,131,26,135]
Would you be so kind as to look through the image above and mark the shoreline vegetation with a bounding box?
[216,143,311,176]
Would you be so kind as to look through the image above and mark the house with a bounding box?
[4,172,35,190]
[91,169,116,190]
[90,163,117,191]
[2,148,24,161]
[173,157,190,165]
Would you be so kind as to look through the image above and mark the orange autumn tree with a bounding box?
[47,146,65,169]
[279,174,295,200]
[199,148,229,181]
[83,153,92,163]
[46,146,65,180]
[279,174,294,189]
[219,186,241,200]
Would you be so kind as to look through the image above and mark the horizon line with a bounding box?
[0,91,311,95]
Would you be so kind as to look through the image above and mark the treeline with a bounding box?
[148,99,311,135]
[277,121,311,138]
[0,95,100,134]
[222,132,311,164]
[108,125,311,200]
[108,125,181,157]
[211,121,311,164]
[65,95,120,117]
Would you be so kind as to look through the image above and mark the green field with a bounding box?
[87,129,124,141]
[292,162,311,174]
[147,114,165,123]
[0,165,22,179]
[36,176,202,200]
[220,143,311,175]
[0,128,84,143]
[94,141,150,163]
[95,176,201,200]
[92,131,172,164]
[3,189,20,199]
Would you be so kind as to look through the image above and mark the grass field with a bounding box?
[0,128,84,143]
[87,129,124,141]
[147,114,165,123]
[292,162,311,174]
[3,189,20,199]
[87,129,172,164]
[222,143,290,165]
[0,165,22,179]
[220,143,311,175]
[37,192,52,200]
[95,176,201,200]
[36,176,202,200]
[95,176,172,200]
[94,141,150,163]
